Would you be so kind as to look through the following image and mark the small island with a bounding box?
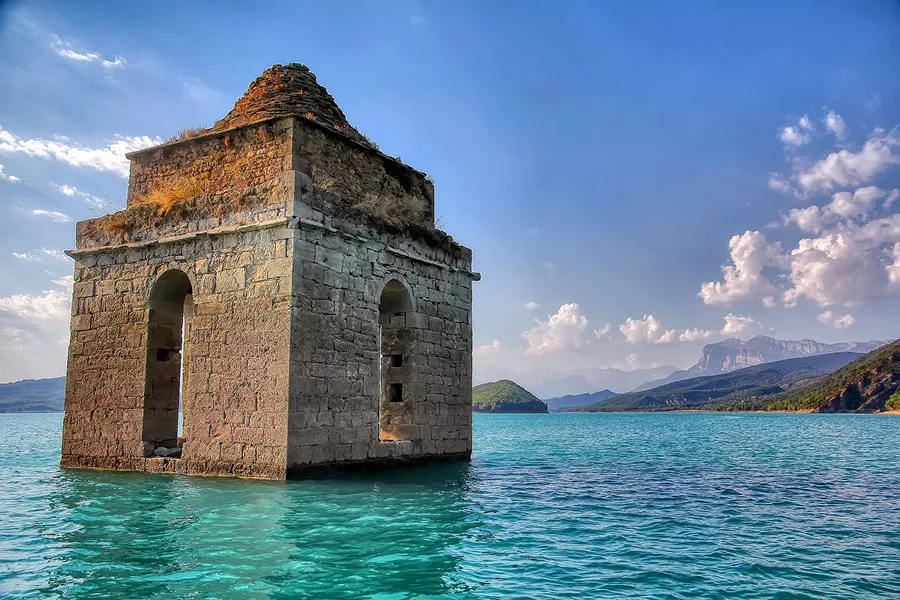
[472,380,549,413]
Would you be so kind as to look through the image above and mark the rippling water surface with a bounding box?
[2,413,900,599]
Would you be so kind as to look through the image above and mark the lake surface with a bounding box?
[1,412,899,599]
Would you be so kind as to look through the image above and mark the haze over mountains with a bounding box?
[633,336,889,392]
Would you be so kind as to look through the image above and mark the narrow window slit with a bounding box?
[390,354,403,367]
[390,383,403,403]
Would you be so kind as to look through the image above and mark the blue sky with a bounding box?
[1,0,900,387]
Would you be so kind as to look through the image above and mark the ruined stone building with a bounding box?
[61,64,477,479]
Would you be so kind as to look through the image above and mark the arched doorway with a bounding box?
[379,279,414,441]
[142,269,193,458]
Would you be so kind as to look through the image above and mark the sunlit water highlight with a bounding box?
[1,412,899,598]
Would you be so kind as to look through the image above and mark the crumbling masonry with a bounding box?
[61,64,478,479]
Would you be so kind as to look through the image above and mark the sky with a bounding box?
[1,1,900,388]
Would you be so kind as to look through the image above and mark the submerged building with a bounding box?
[61,64,477,479]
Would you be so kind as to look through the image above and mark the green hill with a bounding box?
[761,338,900,412]
[0,377,65,412]
[573,352,861,412]
[473,380,548,413]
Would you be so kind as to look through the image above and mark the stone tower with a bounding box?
[61,64,477,479]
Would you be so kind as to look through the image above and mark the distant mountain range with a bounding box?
[544,389,617,412]
[574,352,864,412]
[634,336,889,392]
[476,365,678,397]
[0,377,65,412]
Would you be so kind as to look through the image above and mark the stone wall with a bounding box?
[285,201,474,473]
[62,221,294,479]
[126,119,293,208]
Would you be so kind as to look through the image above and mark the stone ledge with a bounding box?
[60,455,287,480]
[66,217,291,257]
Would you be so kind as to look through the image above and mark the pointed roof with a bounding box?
[212,63,373,148]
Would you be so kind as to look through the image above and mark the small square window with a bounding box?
[156,348,172,362]
[389,383,403,403]
[390,354,403,367]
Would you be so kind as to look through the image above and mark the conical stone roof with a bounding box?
[212,63,373,148]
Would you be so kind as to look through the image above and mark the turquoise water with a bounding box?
[2,413,900,599]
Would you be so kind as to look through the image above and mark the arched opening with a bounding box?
[142,269,193,458]
[378,279,414,442]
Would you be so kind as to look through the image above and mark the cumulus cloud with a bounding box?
[699,231,785,305]
[796,129,898,192]
[30,209,70,222]
[679,328,713,342]
[619,314,677,345]
[780,126,810,147]
[721,314,763,336]
[522,303,593,354]
[824,111,846,139]
[51,35,127,69]
[817,310,855,329]
[783,187,894,233]
[0,128,160,178]
[524,301,540,311]
[782,215,900,307]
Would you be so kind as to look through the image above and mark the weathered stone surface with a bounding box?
[61,64,476,481]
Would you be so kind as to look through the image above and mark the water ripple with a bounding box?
[1,413,899,598]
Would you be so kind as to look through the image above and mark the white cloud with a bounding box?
[51,35,127,69]
[0,327,36,351]
[886,189,900,210]
[0,164,20,182]
[768,173,795,195]
[679,328,713,342]
[817,310,855,329]
[0,128,160,178]
[52,183,109,209]
[824,111,846,139]
[826,186,885,220]
[594,323,612,340]
[796,129,898,192]
[0,287,71,326]
[410,15,425,25]
[780,116,813,147]
[780,126,810,147]
[524,301,540,311]
[30,209,70,222]
[619,314,677,345]
[474,340,502,356]
[699,231,784,306]
[522,303,593,354]
[41,248,69,261]
[721,314,763,336]
[782,215,900,307]
[784,206,824,233]
[610,352,661,372]
[12,252,40,262]
[541,261,557,272]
